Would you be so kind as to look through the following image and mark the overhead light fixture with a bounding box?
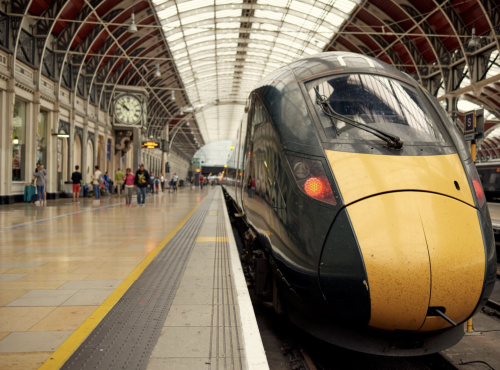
[186,122,189,126]
[154,63,161,77]
[128,12,138,33]
[171,90,175,101]
[12,136,19,145]
[468,27,480,48]
[52,132,70,138]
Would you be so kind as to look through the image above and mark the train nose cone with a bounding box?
[347,191,485,332]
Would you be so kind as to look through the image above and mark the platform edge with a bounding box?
[220,187,270,370]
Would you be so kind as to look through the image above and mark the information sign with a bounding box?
[464,112,474,134]
[141,141,159,149]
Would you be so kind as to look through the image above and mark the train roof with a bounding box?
[254,51,419,91]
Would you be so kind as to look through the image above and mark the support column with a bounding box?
[0,78,15,204]
[82,119,89,184]
[448,96,459,125]
[132,127,142,171]
[46,101,60,197]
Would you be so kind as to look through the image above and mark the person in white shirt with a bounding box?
[172,173,179,192]
[160,174,165,192]
[91,165,102,202]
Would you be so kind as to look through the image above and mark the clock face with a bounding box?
[115,95,142,124]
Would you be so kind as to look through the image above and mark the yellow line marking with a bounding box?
[196,237,229,242]
[38,194,208,370]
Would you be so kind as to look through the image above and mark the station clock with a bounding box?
[114,95,142,125]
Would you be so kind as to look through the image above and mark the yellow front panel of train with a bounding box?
[347,192,430,331]
[325,151,474,206]
[347,191,485,332]
[416,193,485,332]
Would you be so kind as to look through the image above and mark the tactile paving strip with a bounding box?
[61,190,216,370]
[208,199,244,369]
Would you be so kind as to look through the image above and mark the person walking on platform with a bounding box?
[172,173,178,192]
[134,164,150,206]
[115,168,124,197]
[160,173,165,192]
[104,172,110,193]
[190,176,194,190]
[123,168,135,207]
[149,172,155,194]
[91,165,102,203]
[71,165,82,202]
[33,164,47,205]
[199,174,205,190]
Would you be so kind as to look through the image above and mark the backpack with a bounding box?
[98,174,104,185]
[155,179,159,185]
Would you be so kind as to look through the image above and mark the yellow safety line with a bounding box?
[38,193,209,370]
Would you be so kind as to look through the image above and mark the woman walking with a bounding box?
[123,168,135,207]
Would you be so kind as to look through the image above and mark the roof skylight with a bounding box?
[153,0,359,143]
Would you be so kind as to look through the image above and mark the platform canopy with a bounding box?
[6,0,500,154]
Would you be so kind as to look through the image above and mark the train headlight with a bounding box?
[286,154,337,205]
[293,161,310,179]
[465,161,486,208]
[472,178,485,207]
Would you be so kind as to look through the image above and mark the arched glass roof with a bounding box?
[152,0,360,143]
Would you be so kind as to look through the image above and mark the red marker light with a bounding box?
[304,177,326,199]
[472,178,485,207]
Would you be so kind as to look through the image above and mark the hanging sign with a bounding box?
[464,109,484,141]
[141,141,159,149]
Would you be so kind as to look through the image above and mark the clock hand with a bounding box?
[122,104,129,111]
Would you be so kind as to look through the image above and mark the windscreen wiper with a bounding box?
[314,87,404,149]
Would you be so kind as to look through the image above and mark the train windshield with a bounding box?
[307,74,448,145]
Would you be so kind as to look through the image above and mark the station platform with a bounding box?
[0,187,267,370]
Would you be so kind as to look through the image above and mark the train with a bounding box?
[221,52,497,356]
[477,162,500,202]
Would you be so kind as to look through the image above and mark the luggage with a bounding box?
[24,185,36,202]
[31,194,38,203]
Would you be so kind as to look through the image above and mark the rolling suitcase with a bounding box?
[25,185,36,202]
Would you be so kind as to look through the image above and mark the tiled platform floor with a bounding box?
[146,192,246,370]
[0,187,209,370]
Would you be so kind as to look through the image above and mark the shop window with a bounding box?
[37,111,48,166]
[12,99,26,181]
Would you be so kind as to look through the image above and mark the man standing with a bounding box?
[71,165,82,202]
[115,168,124,197]
[172,172,179,192]
[134,164,150,206]
[149,172,155,194]
[91,165,102,203]
[160,174,165,192]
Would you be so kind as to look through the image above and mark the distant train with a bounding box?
[222,52,497,356]
[477,162,500,202]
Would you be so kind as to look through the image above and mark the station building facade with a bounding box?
[0,52,189,205]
